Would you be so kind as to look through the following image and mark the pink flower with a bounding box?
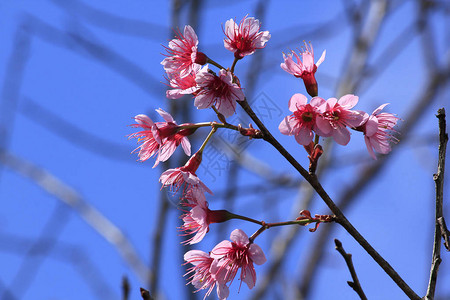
[166,64,200,99]
[280,42,326,96]
[180,191,210,245]
[180,190,231,244]
[129,109,193,167]
[316,95,366,146]
[161,25,207,78]
[210,229,266,290]
[279,93,326,145]
[359,103,399,159]
[223,15,271,59]
[159,152,212,195]
[195,66,245,117]
[184,250,230,300]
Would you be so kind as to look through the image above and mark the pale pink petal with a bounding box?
[332,126,351,145]
[288,93,308,112]
[230,229,249,245]
[373,103,390,115]
[364,136,377,160]
[316,50,326,67]
[156,108,175,123]
[364,115,379,137]
[279,117,292,135]
[248,244,267,265]
[241,267,256,289]
[295,127,314,145]
[180,137,191,156]
[338,94,359,109]
[316,116,332,134]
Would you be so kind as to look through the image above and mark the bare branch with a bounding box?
[334,239,368,300]
[425,108,448,300]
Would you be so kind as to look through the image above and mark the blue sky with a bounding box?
[0,1,449,300]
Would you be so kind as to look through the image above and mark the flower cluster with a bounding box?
[279,45,398,159]
[184,229,266,300]
[128,13,400,300]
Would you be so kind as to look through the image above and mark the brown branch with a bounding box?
[334,239,368,300]
[425,108,448,300]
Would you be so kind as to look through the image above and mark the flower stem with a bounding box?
[198,126,217,153]
[230,57,239,74]
[207,57,226,70]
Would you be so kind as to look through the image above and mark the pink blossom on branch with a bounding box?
[279,93,326,145]
[180,190,232,245]
[129,109,194,167]
[210,229,266,290]
[316,94,366,146]
[280,42,326,96]
[161,25,207,78]
[184,250,230,300]
[195,66,245,117]
[356,103,399,159]
[223,15,271,59]
[166,64,200,99]
[159,152,212,195]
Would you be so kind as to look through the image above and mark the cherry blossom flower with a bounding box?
[129,109,193,167]
[195,66,245,117]
[280,42,326,96]
[210,229,266,290]
[279,93,326,145]
[159,152,212,195]
[184,250,229,300]
[316,95,366,146]
[180,190,231,245]
[166,64,200,99]
[223,15,271,59]
[161,25,207,78]
[357,103,399,159]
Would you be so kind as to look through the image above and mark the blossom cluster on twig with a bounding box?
[128,15,400,299]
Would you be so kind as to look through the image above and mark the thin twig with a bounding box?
[334,239,368,300]
[425,108,448,300]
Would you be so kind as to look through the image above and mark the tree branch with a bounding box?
[425,108,448,300]
[334,239,368,300]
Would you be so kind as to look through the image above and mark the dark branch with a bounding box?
[334,239,368,300]
[425,108,448,300]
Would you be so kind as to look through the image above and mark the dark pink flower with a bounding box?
[159,152,212,195]
[279,93,326,145]
[316,95,366,146]
[195,66,245,117]
[223,16,271,59]
[210,229,266,290]
[161,25,207,78]
[184,250,229,300]
[359,103,399,159]
[280,42,326,96]
[129,109,193,167]
[166,64,200,99]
